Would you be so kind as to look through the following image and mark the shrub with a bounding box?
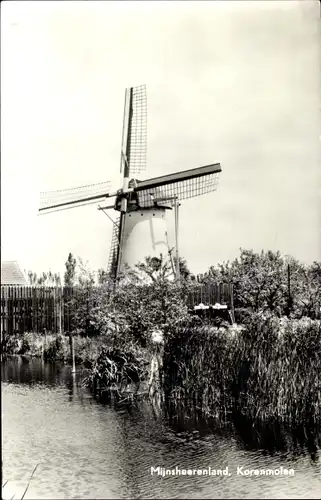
[199,249,321,320]
[2,334,20,355]
[82,263,192,398]
[87,343,150,400]
[69,272,189,342]
[43,335,65,362]
[19,337,30,355]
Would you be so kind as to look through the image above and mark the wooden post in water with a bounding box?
[174,198,180,282]
[230,283,235,324]
[69,333,76,374]
[0,324,3,363]
[59,287,62,335]
[42,327,47,359]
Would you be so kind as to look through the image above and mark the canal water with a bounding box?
[2,357,321,499]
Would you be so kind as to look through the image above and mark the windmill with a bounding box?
[39,85,222,280]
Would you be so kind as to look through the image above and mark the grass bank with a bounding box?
[4,313,320,433]
[2,332,107,368]
[163,314,321,428]
[2,331,155,399]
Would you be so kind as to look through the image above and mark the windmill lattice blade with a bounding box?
[38,198,111,215]
[39,181,113,213]
[134,163,221,207]
[107,215,121,277]
[121,85,147,177]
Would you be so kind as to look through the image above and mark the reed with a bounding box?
[86,342,150,401]
[163,314,321,428]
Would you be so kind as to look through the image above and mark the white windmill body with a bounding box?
[39,85,222,280]
[120,208,169,271]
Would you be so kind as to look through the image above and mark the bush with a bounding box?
[234,307,253,324]
[2,334,20,355]
[73,335,110,367]
[19,337,30,355]
[43,335,65,362]
[87,343,150,400]
[69,277,191,342]
[82,266,192,398]
[199,250,321,320]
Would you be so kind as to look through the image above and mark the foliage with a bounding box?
[19,337,30,355]
[131,254,194,283]
[87,344,150,399]
[2,331,111,367]
[170,256,194,280]
[70,256,192,343]
[97,268,109,284]
[76,258,95,286]
[43,335,64,362]
[163,314,321,427]
[64,257,97,335]
[133,254,173,282]
[2,334,19,355]
[26,270,61,286]
[199,248,320,321]
[71,256,193,399]
[64,253,77,286]
[292,260,321,319]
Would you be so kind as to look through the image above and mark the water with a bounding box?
[2,357,321,499]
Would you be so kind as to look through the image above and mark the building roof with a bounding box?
[1,261,28,286]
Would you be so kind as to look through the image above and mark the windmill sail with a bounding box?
[133,163,221,208]
[107,215,120,277]
[110,85,147,279]
[38,84,222,283]
[120,85,147,178]
[39,181,113,214]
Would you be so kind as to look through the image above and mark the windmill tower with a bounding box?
[39,85,222,280]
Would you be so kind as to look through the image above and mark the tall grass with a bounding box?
[163,314,321,428]
[86,343,151,402]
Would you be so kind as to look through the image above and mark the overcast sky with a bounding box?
[1,0,320,278]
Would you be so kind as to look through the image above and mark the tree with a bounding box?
[76,257,95,287]
[53,273,62,286]
[27,270,38,285]
[26,269,61,286]
[68,258,96,336]
[70,255,192,342]
[98,268,109,284]
[201,249,287,317]
[173,256,194,281]
[64,253,77,286]
[133,254,173,283]
[221,249,288,315]
[293,260,321,319]
[201,249,321,320]
[133,254,193,283]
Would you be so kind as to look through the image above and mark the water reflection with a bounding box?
[2,357,321,499]
[2,355,72,386]
[232,411,320,463]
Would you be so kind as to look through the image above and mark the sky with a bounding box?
[1,0,321,278]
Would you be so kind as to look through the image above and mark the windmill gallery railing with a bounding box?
[1,283,234,336]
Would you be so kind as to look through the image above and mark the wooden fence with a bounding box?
[1,283,233,336]
[1,287,76,336]
[187,283,233,308]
